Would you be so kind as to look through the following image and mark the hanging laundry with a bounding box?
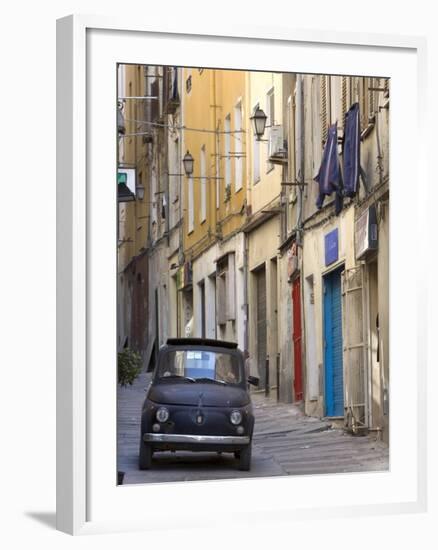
[342,102,361,197]
[314,122,343,213]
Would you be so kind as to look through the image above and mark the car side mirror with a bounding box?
[247,376,260,387]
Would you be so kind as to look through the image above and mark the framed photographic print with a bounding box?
[57,15,427,535]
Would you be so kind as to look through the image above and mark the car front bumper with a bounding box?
[143,433,250,446]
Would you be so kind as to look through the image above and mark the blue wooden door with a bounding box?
[324,268,344,417]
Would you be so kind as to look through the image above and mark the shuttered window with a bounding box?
[215,253,236,324]
[266,88,275,172]
[286,94,296,204]
[368,77,376,121]
[341,76,349,129]
[234,102,243,191]
[217,273,226,325]
[188,176,194,233]
[320,75,331,144]
[215,122,220,209]
[224,114,231,192]
[255,267,267,390]
[226,253,236,321]
[356,77,375,131]
[200,145,207,223]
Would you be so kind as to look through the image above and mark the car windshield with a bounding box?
[158,349,242,384]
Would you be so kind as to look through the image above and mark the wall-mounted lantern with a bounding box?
[183,150,194,176]
[136,184,145,201]
[250,107,268,141]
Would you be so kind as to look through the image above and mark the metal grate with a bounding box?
[342,265,368,431]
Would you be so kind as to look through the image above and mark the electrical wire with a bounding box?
[122,117,246,138]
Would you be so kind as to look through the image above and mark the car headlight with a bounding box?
[156,407,169,423]
[230,410,242,425]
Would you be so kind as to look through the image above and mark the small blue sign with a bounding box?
[324,228,339,266]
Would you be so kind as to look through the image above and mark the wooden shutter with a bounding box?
[217,273,226,325]
[341,76,348,127]
[368,77,375,121]
[384,77,390,97]
[287,94,296,201]
[150,79,159,122]
[256,267,267,389]
[320,75,328,143]
[226,253,236,321]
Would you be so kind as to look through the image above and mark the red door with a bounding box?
[292,277,303,401]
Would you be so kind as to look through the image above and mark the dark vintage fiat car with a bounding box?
[139,338,259,471]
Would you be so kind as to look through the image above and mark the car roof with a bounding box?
[165,337,238,350]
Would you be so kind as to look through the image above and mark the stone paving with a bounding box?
[117,370,389,484]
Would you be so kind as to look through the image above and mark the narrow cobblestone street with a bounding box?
[118,371,389,484]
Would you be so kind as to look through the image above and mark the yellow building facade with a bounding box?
[117,64,151,354]
[244,71,285,393]
[182,68,248,258]
[180,68,249,344]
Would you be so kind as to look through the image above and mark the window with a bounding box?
[266,88,275,172]
[286,95,296,206]
[150,79,160,122]
[234,101,243,191]
[383,77,389,97]
[358,77,368,130]
[224,114,231,196]
[368,77,376,120]
[158,350,241,384]
[351,76,377,132]
[216,253,236,325]
[200,145,207,222]
[340,76,349,127]
[188,176,194,233]
[216,137,220,209]
[320,75,331,144]
[329,76,339,126]
[170,138,179,224]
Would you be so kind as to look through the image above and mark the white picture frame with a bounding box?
[56,15,428,535]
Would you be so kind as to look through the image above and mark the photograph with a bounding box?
[116,64,390,485]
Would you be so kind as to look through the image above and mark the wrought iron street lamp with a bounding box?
[250,107,268,141]
[183,150,194,176]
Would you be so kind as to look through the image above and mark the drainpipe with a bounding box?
[212,70,218,236]
[295,74,307,408]
[295,74,305,244]
[164,73,170,247]
[243,231,249,357]
[375,94,384,187]
[178,67,184,267]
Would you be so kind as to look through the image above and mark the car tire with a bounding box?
[237,444,251,471]
[139,440,153,470]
